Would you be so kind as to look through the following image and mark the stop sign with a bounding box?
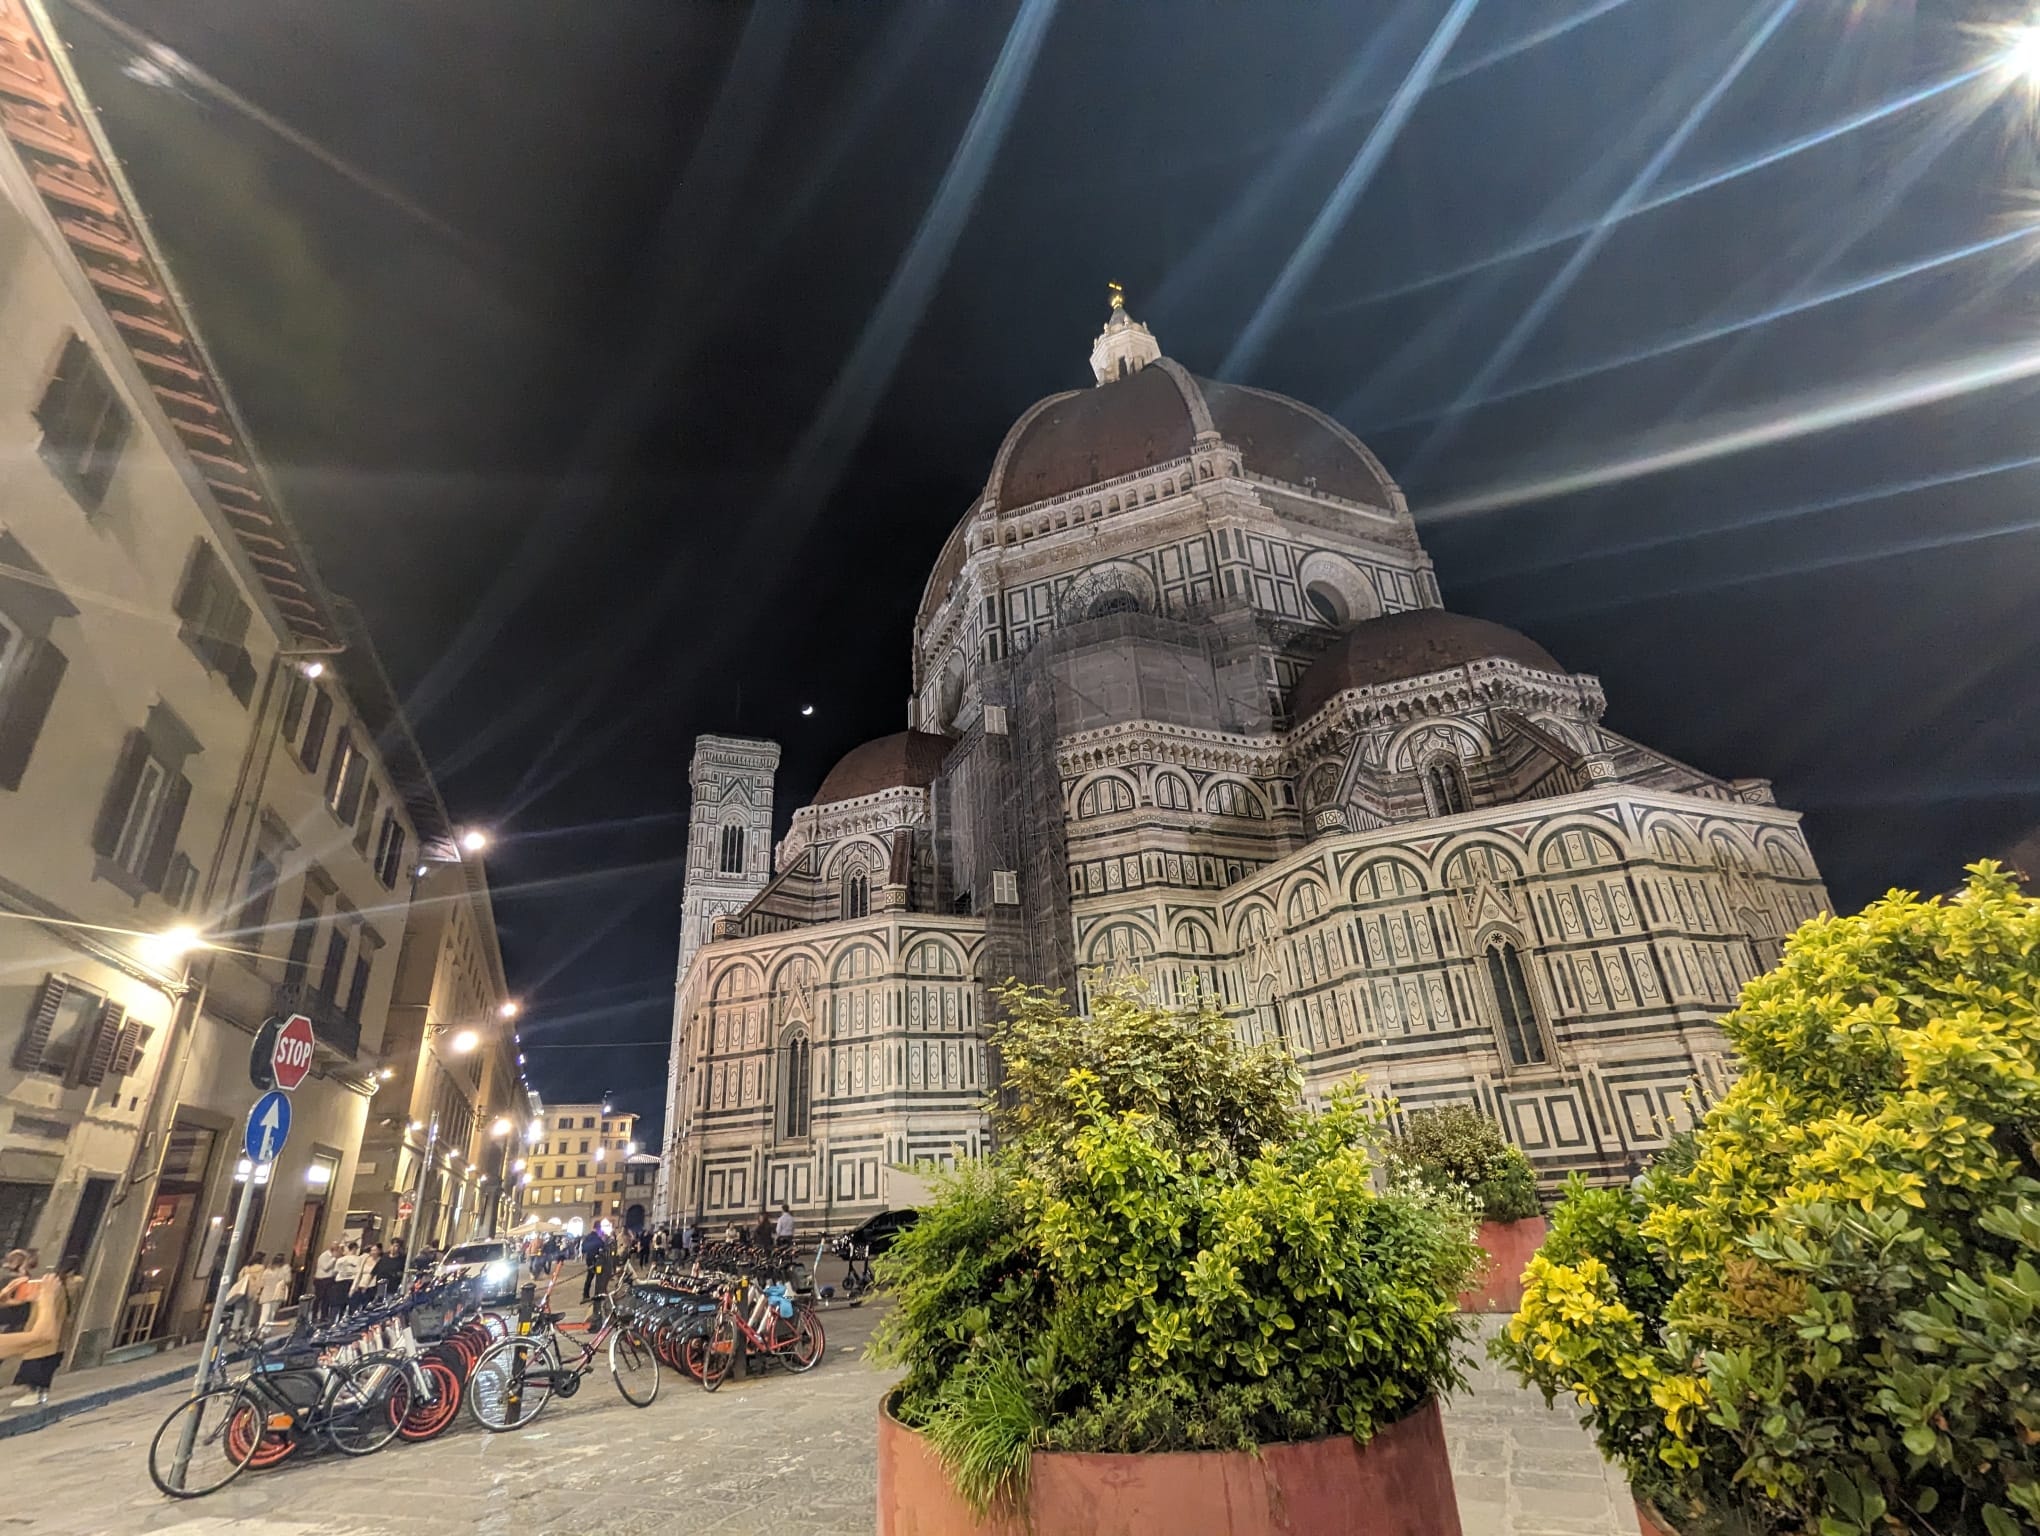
[272,1013,315,1092]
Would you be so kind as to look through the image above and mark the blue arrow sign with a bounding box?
[246,1090,291,1164]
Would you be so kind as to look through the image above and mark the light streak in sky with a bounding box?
[1398,0,1801,481]
[1363,222,2040,433]
[1322,60,1988,322]
[1460,452,2040,587]
[1219,0,1484,380]
[1422,338,2040,519]
[1522,514,2040,622]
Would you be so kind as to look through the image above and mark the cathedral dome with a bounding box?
[983,293,1399,514]
[813,730,953,805]
[1289,610,1565,722]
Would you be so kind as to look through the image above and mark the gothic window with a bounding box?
[1485,938,1547,1067]
[719,823,745,875]
[1423,757,1471,817]
[780,1030,811,1140]
[1206,779,1264,819]
[842,865,869,920]
[1085,590,1140,620]
[1152,772,1192,811]
[1076,777,1134,817]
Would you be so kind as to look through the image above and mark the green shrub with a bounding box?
[873,978,1481,1513]
[1386,1102,1542,1222]
[1494,863,2040,1535]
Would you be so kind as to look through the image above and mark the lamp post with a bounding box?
[402,1117,438,1262]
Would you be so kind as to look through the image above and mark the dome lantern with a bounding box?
[1089,281,1161,385]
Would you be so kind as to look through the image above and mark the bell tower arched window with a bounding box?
[842,866,870,920]
[779,1029,811,1139]
[1484,937,1547,1067]
[718,823,745,875]
[1423,758,1470,817]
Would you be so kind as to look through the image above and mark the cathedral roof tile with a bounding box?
[813,730,954,806]
[1289,610,1565,722]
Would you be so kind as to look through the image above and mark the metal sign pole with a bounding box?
[168,1160,260,1485]
[403,1118,437,1263]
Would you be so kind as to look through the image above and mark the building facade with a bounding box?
[524,1102,639,1237]
[0,0,513,1364]
[346,858,526,1251]
[660,292,1830,1229]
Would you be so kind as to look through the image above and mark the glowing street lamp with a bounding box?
[449,1028,480,1055]
[460,829,489,853]
[498,1000,520,1020]
[490,1117,513,1138]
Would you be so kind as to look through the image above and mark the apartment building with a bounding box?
[523,1102,639,1237]
[348,858,530,1250]
[0,1,493,1365]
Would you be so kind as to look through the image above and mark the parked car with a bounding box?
[435,1239,521,1304]
[842,1207,920,1258]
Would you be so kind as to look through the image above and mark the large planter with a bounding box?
[1456,1215,1548,1314]
[877,1390,1463,1536]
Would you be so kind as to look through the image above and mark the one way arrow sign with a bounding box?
[245,1090,292,1165]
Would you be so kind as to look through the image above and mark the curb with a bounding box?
[0,1361,190,1440]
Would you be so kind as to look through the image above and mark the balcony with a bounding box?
[272,980,361,1063]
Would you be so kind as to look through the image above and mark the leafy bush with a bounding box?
[873,978,1481,1513]
[1386,1102,1542,1222]
[1494,864,2040,1535]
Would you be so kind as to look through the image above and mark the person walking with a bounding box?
[331,1241,361,1316]
[311,1241,340,1323]
[751,1209,776,1253]
[352,1244,383,1305]
[222,1253,264,1339]
[372,1241,405,1296]
[257,1253,293,1335]
[0,1256,71,1409]
[774,1205,795,1245]
[578,1224,607,1305]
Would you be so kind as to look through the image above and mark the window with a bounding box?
[577,1162,587,1178]
[280,673,308,740]
[11,976,127,1086]
[344,939,375,1022]
[1424,758,1471,817]
[299,688,332,773]
[91,727,192,895]
[1485,938,1548,1068]
[574,1186,584,1203]
[354,782,380,855]
[1304,582,1349,626]
[236,847,280,938]
[317,925,350,1002]
[581,1116,594,1129]
[371,812,406,889]
[719,823,745,875]
[992,869,1019,906]
[578,1139,589,1154]
[842,866,869,920]
[171,541,254,703]
[601,1120,611,1134]
[1084,590,1140,620]
[780,1030,811,1140]
[553,1164,564,1179]
[0,537,72,794]
[325,733,366,821]
[35,334,128,511]
[285,897,320,986]
[551,1189,561,1205]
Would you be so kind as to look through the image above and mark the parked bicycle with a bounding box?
[699,1273,824,1390]
[466,1275,660,1430]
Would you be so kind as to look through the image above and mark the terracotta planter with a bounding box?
[1456,1215,1548,1314]
[1633,1498,1681,1536]
[877,1390,1463,1536]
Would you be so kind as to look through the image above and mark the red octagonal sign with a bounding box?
[272,1013,315,1092]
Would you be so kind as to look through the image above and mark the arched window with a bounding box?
[1085,590,1140,620]
[780,1030,811,1139]
[718,823,745,874]
[1485,938,1547,1067]
[842,865,869,920]
[1423,758,1470,817]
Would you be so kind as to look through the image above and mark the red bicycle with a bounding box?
[700,1277,823,1390]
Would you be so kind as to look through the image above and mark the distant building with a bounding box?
[0,0,512,1364]
[661,292,1830,1227]
[523,1102,639,1236]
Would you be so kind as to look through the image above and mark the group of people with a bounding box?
[220,1236,416,1340]
[0,1248,78,1410]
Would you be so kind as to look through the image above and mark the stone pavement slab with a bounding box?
[3,1304,1635,1536]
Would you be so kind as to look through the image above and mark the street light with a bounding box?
[449,1028,479,1054]
[460,829,489,853]
[490,1117,513,1138]
[498,1000,520,1020]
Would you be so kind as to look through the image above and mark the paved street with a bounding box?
[5,1309,1634,1536]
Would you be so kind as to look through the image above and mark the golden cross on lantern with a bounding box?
[1108,280,1125,311]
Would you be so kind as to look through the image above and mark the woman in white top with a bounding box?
[257,1255,293,1334]
[223,1254,265,1336]
[330,1244,361,1322]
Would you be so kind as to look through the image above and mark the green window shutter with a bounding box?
[139,771,192,892]
[110,1019,152,1077]
[0,637,67,791]
[91,729,149,858]
[80,1001,125,1087]
[12,976,66,1072]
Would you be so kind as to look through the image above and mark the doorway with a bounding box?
[58,1176,114,1273]
[120,1121,217,1347]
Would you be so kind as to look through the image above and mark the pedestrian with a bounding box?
[312,1240,340,1322]
[0,1255,72,1409]
[751,1209,776,1252]
[372,1241,405,1295]
[774,1205,795,1245]
[222,1252,264,1338]
[332,1242,361,1316]
[352,1243,382,1305]
[578,1224,607,1304]
[0,1251,30,1334]
[257,1253,293,1334]
[650,1227,669,1264]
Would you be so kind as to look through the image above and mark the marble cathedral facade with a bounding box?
[657,295,1828,1227]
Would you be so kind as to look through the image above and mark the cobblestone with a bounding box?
[5,1308,1637,1535]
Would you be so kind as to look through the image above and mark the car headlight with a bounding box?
[484,1259,515,1284]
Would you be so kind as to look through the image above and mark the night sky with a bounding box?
[50,0,2040,1144]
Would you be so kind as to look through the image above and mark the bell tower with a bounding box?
[1089,281,1161,384]
[675,734,779,984]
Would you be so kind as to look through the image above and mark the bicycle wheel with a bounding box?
[785,1307,826,1373]
[468,1336,556,1431]
[327,1357,408,1455]
[609,1322,661,1406]
[699,1312,739,1393]
[149,1386,261,1498]
[397,1354,464,1442]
